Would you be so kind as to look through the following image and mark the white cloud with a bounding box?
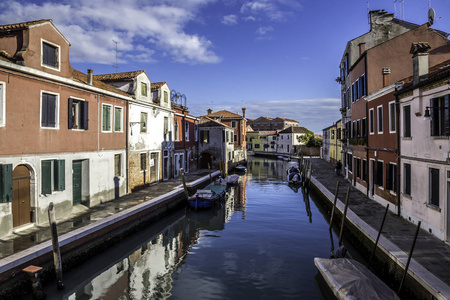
[189,97,341,134]
[222,14,238,25]
[0,0,221,65]
[255,26,274,39]
[240,0,301,22]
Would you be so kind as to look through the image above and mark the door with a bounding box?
[447,179,450,241]
[369,160,374,197]
[73,161,82,205]
[12,165,31,227]
[150,153,158,183]
[163,151,169,181]
[200,152,212,169]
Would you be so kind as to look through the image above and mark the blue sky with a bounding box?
[1,0,449,133]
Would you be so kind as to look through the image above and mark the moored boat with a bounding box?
[225,174,240,185]
[314,257,400,300]
[235,164,247,173]
[287,164,301,183]
[187,178,227,210]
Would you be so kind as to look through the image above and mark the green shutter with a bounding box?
[0,164,13,203]
[54,160,65,191]
[42,161,52,195]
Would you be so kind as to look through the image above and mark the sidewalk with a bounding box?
[308,158,450,298]
[0,169,213,260]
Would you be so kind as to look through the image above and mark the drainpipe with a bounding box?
[364,56,369,197]
[395,93,401,216]
[126,100,130,193]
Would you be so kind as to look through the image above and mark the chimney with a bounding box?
[382,67,390,87]
[410,42,431,85]
[207,108,212,115]
[87,69,93,85]
[242,107,246,118]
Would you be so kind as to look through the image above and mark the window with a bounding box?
[102,104,112,132]
[234,134,237,142]
[255,144,260,149]
[140,112,147,132]
[331,130,335,139]
[164,117,168,134]
[195,124,198,141]
[389,101,396,133]
[174,121,179,141]
[386,163,397,192]
[114,107,123,132]
[164,91,168,103]
[231,121,236,128]
[41,92,59,128]
[0,164,13,203]
[376,161,384,187]
[369,109,374,134]
[362,118,367,137]
[377,105,383,134]
[41,160,65,195]
[42,40,59,69]
[141,82,148,97]
[140,153,147,171]
[69,98,88,130]
[201,130,209,143]
[347,154,352,172]
[356,158,361,179]
[363,160,367,182]
[0,82,4,126]
[356,120,361,137]
[404,163,411,196]
[403,105,411,138]
[429,168,440,207]
[185,121,190,141]
[429,96,450,136]
[114,154,122,177]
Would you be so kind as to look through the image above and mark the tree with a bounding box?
[298,129,314,144]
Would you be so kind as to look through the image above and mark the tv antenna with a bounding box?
[394,0,405,20]
[112,39,118,73]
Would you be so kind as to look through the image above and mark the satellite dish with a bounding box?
[428,8,435,25]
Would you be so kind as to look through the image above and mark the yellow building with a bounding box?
[329,119,342,165]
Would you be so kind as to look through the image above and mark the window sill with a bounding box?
[402,137,412,140]
[377,186,384,191]
[426,203,441,212]
[431,136,449,140]
[389,190,397,196]
[401,193,412,200]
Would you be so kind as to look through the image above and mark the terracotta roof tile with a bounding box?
[199,116,232,128]
[94,70,146,82]
[73,69,131,98]
[202,110,243,119]
[0,19,51,31]
[151,82,167,89]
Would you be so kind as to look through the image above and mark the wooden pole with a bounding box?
[48,202,64,290]
[368,204,389,269]
[180,168,189,199]
[329,181,340,229]
[338,187,351,247]
[398,221,421,295]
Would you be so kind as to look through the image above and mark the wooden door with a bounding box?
[73,161,82,205]
[150,152,158,183]
[12,166,31,227]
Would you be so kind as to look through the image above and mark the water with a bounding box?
[34,157,342,300]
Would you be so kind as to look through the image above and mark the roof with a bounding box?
[278,126,310,134]
[73,69,131,97]
[199,116,232,129]
[151,82,167,89]
[0,19,51,31]
[248,116,273,123]
[203,110,243,119]
[94,70,146,82]
[274,117,299,123]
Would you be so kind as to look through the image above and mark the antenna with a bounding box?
[112,39,118,73]
[367,2,370,25]
[393,0,405,20]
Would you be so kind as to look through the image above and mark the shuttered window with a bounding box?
[164,117,168,134]
[0,83,4,126]
[389,101,396,133]
[42,42,58,68]
[376,161,384,187]
[369,109,374,134]
[377,106,383,134]
[403,105,411,137]
[429,168,440,207]
[430,95,450,136]
[114,107,122,132]
[41,93,58,128]
[102,104,112,132]
[386,163,397,192]
[0,164,13,203]
[404,163,411,196]
[41,160,65,195]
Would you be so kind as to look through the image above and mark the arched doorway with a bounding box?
[200,152,212,169]
[12,165,31,227]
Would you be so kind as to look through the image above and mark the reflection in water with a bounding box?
[36,157,345,300]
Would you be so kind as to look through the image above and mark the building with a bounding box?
[0,20,129,236]
[276,126,309,155]
[202,108,247,163]
[172,102,199,177]
[397,52,450,241]
[322,125,332,162]
[198,117,234,171]
[248,116,299,131]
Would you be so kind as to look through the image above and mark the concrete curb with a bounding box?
[312,176,450,300]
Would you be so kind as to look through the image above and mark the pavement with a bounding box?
[0,169,213,260]
[308,158,450,298]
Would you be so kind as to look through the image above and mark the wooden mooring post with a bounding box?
[208,163,212,183]
[368,204,389,269]
[180,168,189,199]
[398,221,421,295]
[329,181,340,230]
[338,187,351,247]
[48,202,64,290]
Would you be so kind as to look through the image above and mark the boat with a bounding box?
[247,151,255,156]
[314,258,400,300]
[287,164,301,184]
[225,174,240,185]
[277,155,290,161]
[235,164,247,173]
[187,178,227,210]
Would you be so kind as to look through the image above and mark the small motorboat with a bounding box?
[277,155,290,161]
[287,165,301,184]
[235,164,247,173]
[187,178,227,210]
[314,258,400,300]
[225,174,240,185]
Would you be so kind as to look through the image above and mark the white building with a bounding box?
[277,126,309,155]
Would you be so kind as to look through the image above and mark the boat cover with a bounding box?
[314,258,400,300]
[205,183,226,195]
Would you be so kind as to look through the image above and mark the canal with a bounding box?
[32,157,354,299]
